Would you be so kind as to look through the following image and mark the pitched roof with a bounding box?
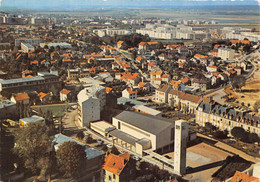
[231,171,259,182]
[169,80,181,88]
[60,89,71,95]
[180,77,189,84]
[14,93,30,101]
[117,41,124,45]
[125,88,137,94]
[38,92,48,99]
[103,153,130,176]
[114,111,174,135]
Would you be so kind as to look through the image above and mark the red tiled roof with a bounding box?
[231,171,259,182]
[60,89,71,95]
[14,93,30,101]
[103,153,130,176]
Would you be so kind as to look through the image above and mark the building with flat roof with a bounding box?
[53,134,104,181]
[21,42,34,53]
[15,38,41,47]
[0,74,62,93]
[218,47,235,60]
[0,100,17,119]
[19,115,45,126]
[133,105,162,117]
[77,85,106,127]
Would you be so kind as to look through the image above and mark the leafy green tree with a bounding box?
[231,75,246,91]
[56,141,86,177]
[13,122,52,174]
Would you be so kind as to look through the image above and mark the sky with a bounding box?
[0,0,259,9]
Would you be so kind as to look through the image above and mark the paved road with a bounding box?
[62,109,83,137]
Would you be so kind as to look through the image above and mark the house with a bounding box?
[207,65,218,72]
[196,101,260,136]
[230,171,259,182]
[138,82,151,91]
[191,78,210,91]
[38,92,50,103]
[60,89,72,102]
[11,93,30,105]
[0,100,17,119]
[122,88,137,100]
[117,41,125,49]
[135,56,144,63]
[19,115,45,127]
[103,152,135,182]
[169,80,181,90]
[53,134,104,181]
[155,85,171,103]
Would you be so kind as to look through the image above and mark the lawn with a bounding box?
[31,103,76,118]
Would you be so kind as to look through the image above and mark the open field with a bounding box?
[31,103,76,118]
[229,54,260,109]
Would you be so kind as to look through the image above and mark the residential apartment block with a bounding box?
[196,101,260,136]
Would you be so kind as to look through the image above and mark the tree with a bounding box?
[56,141,86,177]
[76,131,85,140]
[231,75,246,91]
[213,130,228,139]
[248,133,259,143]
[13,122,52,174]
[231,127,246,140]
[253,100,260,113]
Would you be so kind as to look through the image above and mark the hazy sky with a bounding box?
[0,0,259,9]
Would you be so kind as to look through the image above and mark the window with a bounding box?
[171,128,174,141]
[109,176,111,181]
[113,174,116,179]
[118,122,121,129]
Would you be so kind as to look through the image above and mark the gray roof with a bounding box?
[0,100,15,109]
[20,115,45,123]
[117,97,147,106]
[53,134,104,160]
[109,129,138,146]
[0,76,44,85]
[114,111,174,135]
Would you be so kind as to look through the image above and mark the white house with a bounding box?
[122,88,137,100]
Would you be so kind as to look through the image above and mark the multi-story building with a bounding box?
[155,85,171,103]
[196,101,260,136]
[67,68,89,80]
[218,47,235,60]
[15,38,41,47]
[21,42,35,53]
[77,85,106,127]
[103,152,135,182]
[0,100,17,119]
[0,74,62,93]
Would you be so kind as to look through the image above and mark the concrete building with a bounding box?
[155,85,171,103]
[77,85,106,127]
[0,75,62,93]
[174,120,188,175]
[133,105,162,117]
[21,43,35,53]
[53,134,104,181]
[0,100,17,119]
[40,42,72,49]
[112,111,175,155]
[218,48,235,60]
[15,38,41,47]
[94,28,132,37]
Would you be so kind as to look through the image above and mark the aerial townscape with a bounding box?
[0,0,260,181]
